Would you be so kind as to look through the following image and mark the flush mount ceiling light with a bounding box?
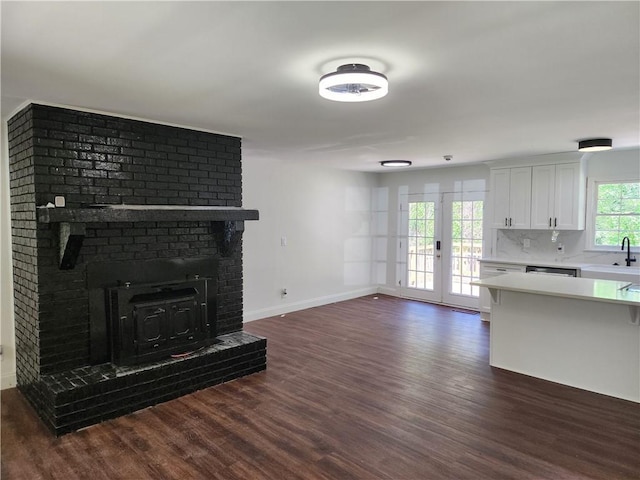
[380,160,411,167]
[578,138,612,152]
[319,63,388,102]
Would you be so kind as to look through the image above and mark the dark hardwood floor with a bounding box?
[2,295,639,479]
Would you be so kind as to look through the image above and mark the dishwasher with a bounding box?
[525,265,579,277]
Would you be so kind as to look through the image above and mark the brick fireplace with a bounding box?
[7,104,266,435]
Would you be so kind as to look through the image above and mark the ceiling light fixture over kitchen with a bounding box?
[578,138,612,152]
[380,160,411,167]
[319,63,388,102]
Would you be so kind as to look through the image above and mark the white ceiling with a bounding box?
[2,1,639,172]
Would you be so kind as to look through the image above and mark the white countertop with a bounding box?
[479,257,587,269]
[471,272,640,306]
[480,257,640,279]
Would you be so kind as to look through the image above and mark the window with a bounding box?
[591,180,639,249]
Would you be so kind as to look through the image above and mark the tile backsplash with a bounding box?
[495,229,628,266]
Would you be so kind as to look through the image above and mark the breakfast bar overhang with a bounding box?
[472,273,640,403]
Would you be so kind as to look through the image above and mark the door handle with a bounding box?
[436,240,441,251]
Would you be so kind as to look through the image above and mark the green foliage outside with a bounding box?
[595,182,640,246]
[408,202,435,251]
[407,200,483,296]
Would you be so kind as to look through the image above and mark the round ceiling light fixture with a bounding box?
[319,63,388,102]
[380,160,412,167]
[578,138,612,152]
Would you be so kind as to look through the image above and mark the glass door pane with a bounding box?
[450,200,483,297]
[407,202,436,291]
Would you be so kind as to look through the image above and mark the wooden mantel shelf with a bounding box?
[36,205,259,269]
[37,205,259,224]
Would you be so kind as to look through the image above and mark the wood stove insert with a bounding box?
[88,257,218,367]
[108,278,209,365]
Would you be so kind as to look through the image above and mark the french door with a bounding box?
[402,194,442,303]
[398,192,484,309]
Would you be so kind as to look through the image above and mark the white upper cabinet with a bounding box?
[530,165,555,229]
[490,167,531,229]
[490,168,511,228]
[531,163,585,230]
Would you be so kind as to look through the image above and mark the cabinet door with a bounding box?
[509,167,531,229]
[554,162,585,230]
[490,168,511,228]
[531,165,555,229]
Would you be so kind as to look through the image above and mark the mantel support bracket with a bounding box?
[59,222,86,270]
[215,220,244,257]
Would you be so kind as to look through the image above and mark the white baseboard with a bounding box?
[1,372,16,390]
[244,287,379,322]
[377,286,428,302]
[376,286,481,311]
[377,286,399,297]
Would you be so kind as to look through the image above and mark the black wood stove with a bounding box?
[108,278,209,365]
[88,257,218,367]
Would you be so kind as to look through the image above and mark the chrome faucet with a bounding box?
[621,237,637,267]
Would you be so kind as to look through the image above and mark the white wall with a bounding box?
[586,147,640,178]
[242,157,379,321]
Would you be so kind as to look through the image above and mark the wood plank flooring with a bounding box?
[2,295,639,479]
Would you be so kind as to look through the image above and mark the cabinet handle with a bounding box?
[509,218,512,227]
[505,217,508,227]
[554,218,557,227]
[549,217,552,228]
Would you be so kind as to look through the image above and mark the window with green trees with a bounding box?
[594,181,639,247]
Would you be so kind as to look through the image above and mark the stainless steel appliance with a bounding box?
[525,265,578,277]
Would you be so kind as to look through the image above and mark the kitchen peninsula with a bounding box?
[472,273,640,403]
